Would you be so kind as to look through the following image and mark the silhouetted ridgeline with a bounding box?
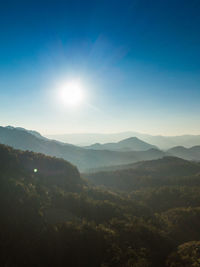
[84,157,200,191]
[167,145,200,160]
[0,126,166,171]
[0,144,83,190]
[47,132,200,149]
[1,126,200,173]
[84,136,157,151]
[1,144,200,266]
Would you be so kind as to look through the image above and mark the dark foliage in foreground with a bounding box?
[1,145,200,266]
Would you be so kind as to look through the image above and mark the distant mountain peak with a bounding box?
[85,136,157,152]
[5,125,47,140]
[6,125,15,129]
[118,136,140,143]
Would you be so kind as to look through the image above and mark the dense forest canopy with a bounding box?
[0,144,200,266]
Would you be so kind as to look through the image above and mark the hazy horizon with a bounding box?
[2,123,200,137]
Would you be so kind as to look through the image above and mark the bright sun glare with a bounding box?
[59,80,84,107]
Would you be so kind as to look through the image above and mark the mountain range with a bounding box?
[0,126,165,171]
[47,132,200,149]
[1,126,200,171]
[84,137,157,151]
[84,157,200,191]
[167,146,200,161]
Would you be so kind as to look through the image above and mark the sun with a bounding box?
[59,80,84,107]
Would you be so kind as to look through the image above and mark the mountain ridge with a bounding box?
[84,136,157,151]
[84,156,200,191]
[47,132,200,149]
[0,126,164,171]
[1,126,200,171]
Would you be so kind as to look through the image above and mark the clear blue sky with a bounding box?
[1,0,200,135]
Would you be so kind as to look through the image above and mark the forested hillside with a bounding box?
[84,157,200,191]
[1,145,200,266]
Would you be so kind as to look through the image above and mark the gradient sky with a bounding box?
[1,0,200,135]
